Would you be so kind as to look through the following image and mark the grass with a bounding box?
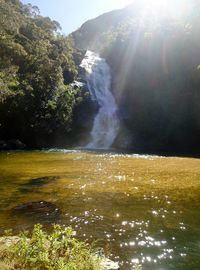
[0,224,104,270]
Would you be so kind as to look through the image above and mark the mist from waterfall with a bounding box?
[80,51,120,149]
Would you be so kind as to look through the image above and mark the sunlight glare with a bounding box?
[147,0,167,7]
[116,0,167,9]
[127,0,190,19]
[142,0,168,10]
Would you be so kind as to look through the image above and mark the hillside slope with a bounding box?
[73,0,200,153]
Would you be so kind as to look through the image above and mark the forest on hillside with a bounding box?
[0,0,84,148]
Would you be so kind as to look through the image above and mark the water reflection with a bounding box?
[0,151,200,270]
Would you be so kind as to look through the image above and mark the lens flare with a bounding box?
[146,0,167,7]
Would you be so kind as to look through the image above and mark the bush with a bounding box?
[0,224,104,270]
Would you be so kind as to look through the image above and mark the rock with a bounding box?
[71,80,86,89]
[101,257,120,270]
[0,139,26,150]
[0,140,7,150]
[0,236,20,247]
[12,201,61,220]
[21,176,60,187]
[7,139,26,150]
[113,124,133,150]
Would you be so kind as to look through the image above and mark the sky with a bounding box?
[21,0,133,34]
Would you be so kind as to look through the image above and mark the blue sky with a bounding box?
[21,0,133,34]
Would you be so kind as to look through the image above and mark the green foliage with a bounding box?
[0,224,103,270]
[0,0,80,147]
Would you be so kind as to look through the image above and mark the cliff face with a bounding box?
[72,0,200,153]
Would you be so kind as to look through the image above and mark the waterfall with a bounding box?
[80,50,120,149]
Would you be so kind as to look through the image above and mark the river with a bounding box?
[0,150,200,270]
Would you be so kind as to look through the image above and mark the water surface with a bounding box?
[0,150,200,270]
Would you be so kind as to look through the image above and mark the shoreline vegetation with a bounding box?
[0,224,125,270]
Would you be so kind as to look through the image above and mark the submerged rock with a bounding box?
[12,201,61,220]
[21,176,60,187]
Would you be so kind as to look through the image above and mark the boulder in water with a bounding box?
[12,201,61,220]
[21,176,60,187]
[0,139,26,150]
[0,140,7,150]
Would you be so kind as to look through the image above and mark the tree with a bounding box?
[0,0,80,147]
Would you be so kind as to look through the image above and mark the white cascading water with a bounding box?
[80,50,120,149]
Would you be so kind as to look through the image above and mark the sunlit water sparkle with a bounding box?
[0,150,200,270]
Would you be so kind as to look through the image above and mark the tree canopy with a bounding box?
[0,0,81,147]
